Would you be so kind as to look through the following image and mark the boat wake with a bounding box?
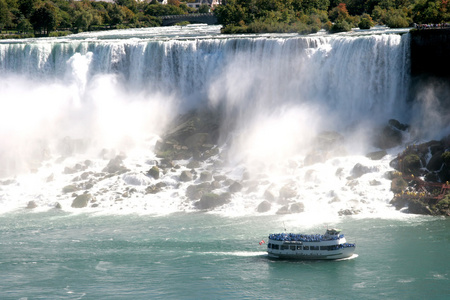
[336,254,359,261]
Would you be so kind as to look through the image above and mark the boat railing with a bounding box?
[268,233,345,242]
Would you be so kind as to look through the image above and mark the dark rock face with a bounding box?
[389,135,450,216]
[410,29,450,77]
[372,119,408,149]
[155,110,220,161]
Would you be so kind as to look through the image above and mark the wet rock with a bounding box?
[407,200,433,215]
[186,182,212,200]
[290,202,304,213]
[62,185,79,194]
[402,154,422,176]
[71,193,93,208]
[351,163,372,178]
[366,150,387,160]
[213,175,227,182]
[147,166,160,179]
[180,170,193,182]
[54,202,62,209]
[146,182,167,194]
[338,208,361,216]
[257,200,271,213]
[211,180,221,189]
[276,205,290,214]
[264,189,276,202]
[279,184,297,200]
[26,201,37,209]
[373,122,404,149]
[187,160,201,169]
[194,192,231,210]
[103,156,129,174]
[229,181,243,193]
[426,150,443,171]
[200,171,212,182]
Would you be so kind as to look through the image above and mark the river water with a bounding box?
[0,25,449,299]
[0,212,449,299]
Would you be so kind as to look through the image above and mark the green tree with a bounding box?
[214,0,247,25]
[17,17,33,32]
[413,0,449,24]
[0,0,12,31]
[358,12,374,28]
[384,7,410,27]
[198,4,210,13]
[29,2,59,34]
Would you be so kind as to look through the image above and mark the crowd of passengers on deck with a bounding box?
[269,233,344,242]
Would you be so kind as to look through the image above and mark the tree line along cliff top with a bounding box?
[1,0,449,38]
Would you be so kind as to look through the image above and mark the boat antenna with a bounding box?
[283,222,287,232]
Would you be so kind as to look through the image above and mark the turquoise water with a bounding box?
[1,212,448,299]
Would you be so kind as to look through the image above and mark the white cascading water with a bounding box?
[0,26,417,221]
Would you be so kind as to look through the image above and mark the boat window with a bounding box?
[303,246,309,250]
[320,246,329,250]
[268,243,272,248]
[281,245,289,250]
[272,244,279,250]
[297,246,302,250]
[290,246,295,251]
[310,246,319,250]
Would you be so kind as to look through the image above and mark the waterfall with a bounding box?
[0,27,414,216]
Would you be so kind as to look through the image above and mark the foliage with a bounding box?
[358,13,374,29]
[413,0,450,24]
[384,7,411,28]
[330,19,352,32]
[1,0,450,36]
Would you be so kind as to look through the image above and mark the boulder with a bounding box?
[256,200,271,213]
[290,202,304,213]
[373,122,404,149]
[366,150,387,160]
[180,170,193,182]
[71,193,93,208]
[103,156,129,174]
[146,182,167,194]
[147,166,160,179]
[229,181,243,193]
[200,171,213,182]
[26,201,37,209]
[426,150,444,171]
[186,182,212,200]
[279,184,297,200]
[351,163,372,178]
[194,193,231,210]
[187,160,201,169]
[264,189,276,202]
[402,154,422,176]
[62,185,79,194]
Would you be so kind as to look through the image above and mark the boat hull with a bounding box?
[267,247,355,260]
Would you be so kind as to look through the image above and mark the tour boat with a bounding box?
[266,228,356,260]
